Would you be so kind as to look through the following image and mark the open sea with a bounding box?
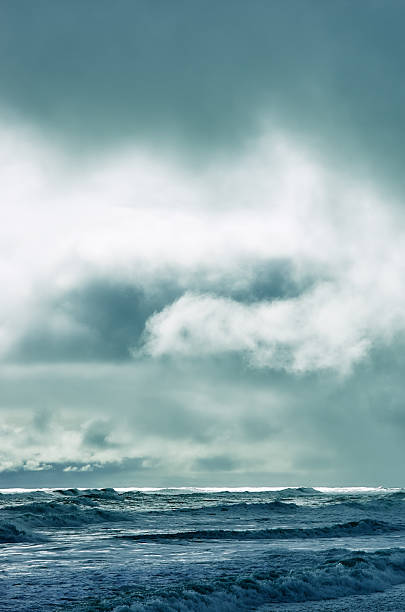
[2,486,405,611]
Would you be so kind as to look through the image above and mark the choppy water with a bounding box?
[2,486,405,610]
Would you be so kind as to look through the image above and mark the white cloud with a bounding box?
[143,286,376,374]
[142,194,405,374]
[2,119,405,372]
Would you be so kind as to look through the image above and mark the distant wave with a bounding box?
[53,486,322,499]
[116,518,399,542]
[327,492,405,513]
[55,487,125,500]
[2,500,133,528]
[171,500,299,515]
[275,486,322,497]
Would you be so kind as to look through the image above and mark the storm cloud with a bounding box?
[1,2,405,487]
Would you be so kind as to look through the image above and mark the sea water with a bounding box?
[2,486,405,611]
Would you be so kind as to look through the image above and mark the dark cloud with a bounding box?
[82,419,116,449]
[32,408,53,433]
[193,455,238,472]
[130,398,217,443]
[1,1,405,191]
[8,279,180,363]
[218,260,319,304]
[7,263,313,364]
[238,416,279,442]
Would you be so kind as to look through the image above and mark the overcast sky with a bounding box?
[2,0,405,487]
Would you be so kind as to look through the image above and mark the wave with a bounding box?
[116,518,399,543]
[41,491,302,516]
[171,500,299,515]
[84,549,405,610]
[370,491,405,507]
[53,487,128,501]
[49,486,321,501]
[0,521,47,543]
[275,486,322,497]
[327,492,405,513]
[2,500,133,528]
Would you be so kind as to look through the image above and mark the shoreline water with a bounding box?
[2,486,405,610]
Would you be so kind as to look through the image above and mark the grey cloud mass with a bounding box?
[8,262,312,363]
[1,1,405,192]
[2,350,405,486]
[1,1,405,487]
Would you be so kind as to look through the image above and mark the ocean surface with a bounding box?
[2,487,405,611]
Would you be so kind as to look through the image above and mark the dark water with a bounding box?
[2,486,405,611]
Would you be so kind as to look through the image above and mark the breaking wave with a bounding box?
[0,521,47,543]
[275,487,322,498]
[2,487,405,610]
[90,549,405,610]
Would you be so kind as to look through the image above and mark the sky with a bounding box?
[2,0,405,487]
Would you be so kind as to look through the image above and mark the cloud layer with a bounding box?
[2,122,405,379]
[2,2,405,486]
[1,0,405,197]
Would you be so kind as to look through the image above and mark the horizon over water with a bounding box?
[3,3,405,611]
[2,485,405,611]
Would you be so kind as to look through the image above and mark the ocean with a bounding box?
[2,486,405,611]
